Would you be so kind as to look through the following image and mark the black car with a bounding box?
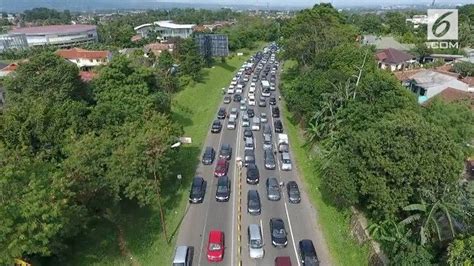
[219,144,232,160]
[274,120,283,133]
[258,97,266,107]
[233,94,242,102]
[247,190,261,215]
[217,107,226,119]
[215,175,230,202]
[264,149,276,170]
[243,128,253,140]
[299,239,319,266]
[211,120,222,133]
[244,149,256,166]
[247,108,255,118]
[246,163,260,184]
[269,96,277,105]
[287,181,301,203]
[202,146,215,165]
[223,96,231,104]
[272,106,280,118]
[270,218,288,247]
[189,176,206,203]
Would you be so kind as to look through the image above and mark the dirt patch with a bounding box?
[117,225,140,266]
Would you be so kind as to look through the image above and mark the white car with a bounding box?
[227,87,235,94]
[261,112,268,123]
[248,98,256,106]
[249,86,256,94]
[281,152,292,171]
[251,117,260,131]
[270,86,276,91]
[251,82,256,87]
[240,103,247,111]
[236,87,243,94]
[229,107,238,120]
[231,81,237,86]
[227,117,236,130]
[262,89,271,97]
[242,114,250,127]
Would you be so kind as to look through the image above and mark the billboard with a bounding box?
[196,34,229,57]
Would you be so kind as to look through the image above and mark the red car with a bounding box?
[214,159,229,177]
[207,230,225,262]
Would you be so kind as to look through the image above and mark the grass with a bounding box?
[65,44,264,266]
[281,61,370,265]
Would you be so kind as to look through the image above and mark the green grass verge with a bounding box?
[65,44,264,266]
[281,61,370,266]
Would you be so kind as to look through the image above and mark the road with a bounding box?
[175,47,332,266]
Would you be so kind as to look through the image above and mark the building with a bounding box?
[144,42,174,57]
[195,34,229,57]
[8,24,98,47]
[0,33,29,52]
[134,21,195,40]
[399,70,472,104]
[406,15,428,28]
[375,48,417,72]
[55,48,111,70]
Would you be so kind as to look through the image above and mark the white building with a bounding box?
[55,48,111,70]
[134,20,195,40]
[406,15,428,29]
[8,24,98,47]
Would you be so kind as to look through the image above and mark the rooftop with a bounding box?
[9,24,96,35]
[134,20,195,31]
[376,48,414,65]
[423,87,474,109]
[56,48,109,60]
[362,35,414,51]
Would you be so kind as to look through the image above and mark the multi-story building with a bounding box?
[0,33,28,52]
[8,24,98,47]
[134,20,195,40]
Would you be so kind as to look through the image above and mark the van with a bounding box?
[245,137,254,150]
[248,224,264,259]
[172,245,194,266]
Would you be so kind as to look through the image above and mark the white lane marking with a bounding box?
[260,219,264,246]
[284,201,301,266]
[198,109,226,264]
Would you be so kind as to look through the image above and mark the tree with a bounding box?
[446,236,474,266]
[176,38,203,81]
[453,62,474,77]
[384,12,409,35]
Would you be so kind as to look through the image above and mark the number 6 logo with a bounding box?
[427,9,458,41]
[432,12,452,38]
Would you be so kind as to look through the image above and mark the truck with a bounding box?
[277,134,289,153]
[261,80,270,90]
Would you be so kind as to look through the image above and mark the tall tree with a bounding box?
[176,38,203,81]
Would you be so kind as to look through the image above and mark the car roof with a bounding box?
[209,230,223,243]
[267,177,278,184]
[299,239,316,254]
[193,176,203,184]
[248,224,261,237]
[275,256,292,266]
[217,158,227,165]
[173,246,189,263]
[282,152,290,159]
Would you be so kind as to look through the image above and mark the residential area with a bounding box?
[0,1,473,266]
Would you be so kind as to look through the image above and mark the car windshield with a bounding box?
[191,186,201,195]
[283,159,291,164]
[209,243,221,251]
[217,184,228,193]
[250,239,263,248]
[249,199,259,207]
[273,228,286,238]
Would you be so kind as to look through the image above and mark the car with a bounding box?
[275,256,292,266]
[258,98,267,107]
[246,163,260,184]
[270,218,288,247]
[202,146,215,165]
[229,107,239,119]
[247,190,261,215]
[211,120,222,133]
[223,96,231,104]
[215,175,231,202]
[207,230,225,262]
[189,176,206,203]
[244,136,254,151]
[262,88,271,97]
[248,224,265,259]
[227,117,236,130]
[263,134,273,150]
[274,120,283,133]
[252,76,258,82]
[272,106,280,118]
[266,177,281,201]
[287,181,301,204]
[251,117,261,131]
[227,87,235,94]
[249,86,256,94]
[242,113,250,127]
[264,149,276,170]
[243,128,253,139]
[281,152,292,171]
[172,246,194,266]
[263,123,272,138]
[247,108,255,118]
[269,96,277,105]
[261,112,268,123]
[244,149,256,166]
[299,239,319,266]
[219,144,232,160]
[217,107,226,119]
[214,159,229,177]
[240,102,247,111]
[248,98,256,106]
[233,94,242,102]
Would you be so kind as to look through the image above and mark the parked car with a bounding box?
[207,230,225,262]
[172,246,194,266]
[261,112,268,123]
[264,149,276,170]
[227,117,236,130]
[266,177,281,201]
[247,108,255,118]
[229,107,239,119]
[217,107,226,119]
[202,146,215,165]
[281,152,292,171]
[247,190,261,215]
[246,163,260,184]
[274,120,283,133]
[299,239,319,266]
[272,106,280,118]
[233,94,242,102]
[269,96,277,105]
[214,159,229,177]
[189,176,206,203]
[223,96,231,104]
[216,175,231,202]
[211,120,222,133]
[219,144,232,160]
[242,113,250,127]
[243,128,253,139]
[248,224,265,259]
[270,218,288,247]
[287,181,301,204]
[244,149,256,166]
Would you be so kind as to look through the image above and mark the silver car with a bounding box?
[264,149,276,170]
[266,177,281,201]
[281,152,292,171]
[248,224,264,259]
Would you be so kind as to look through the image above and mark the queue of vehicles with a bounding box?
[174,43,319,266]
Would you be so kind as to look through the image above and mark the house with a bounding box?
[55,48,111,70]
[143,42,174,57]
[400,70,472,104]
[375,48,417,72]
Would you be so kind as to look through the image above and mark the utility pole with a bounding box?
[353,48,369,100]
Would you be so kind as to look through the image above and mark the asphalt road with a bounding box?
[175,50,332,266]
